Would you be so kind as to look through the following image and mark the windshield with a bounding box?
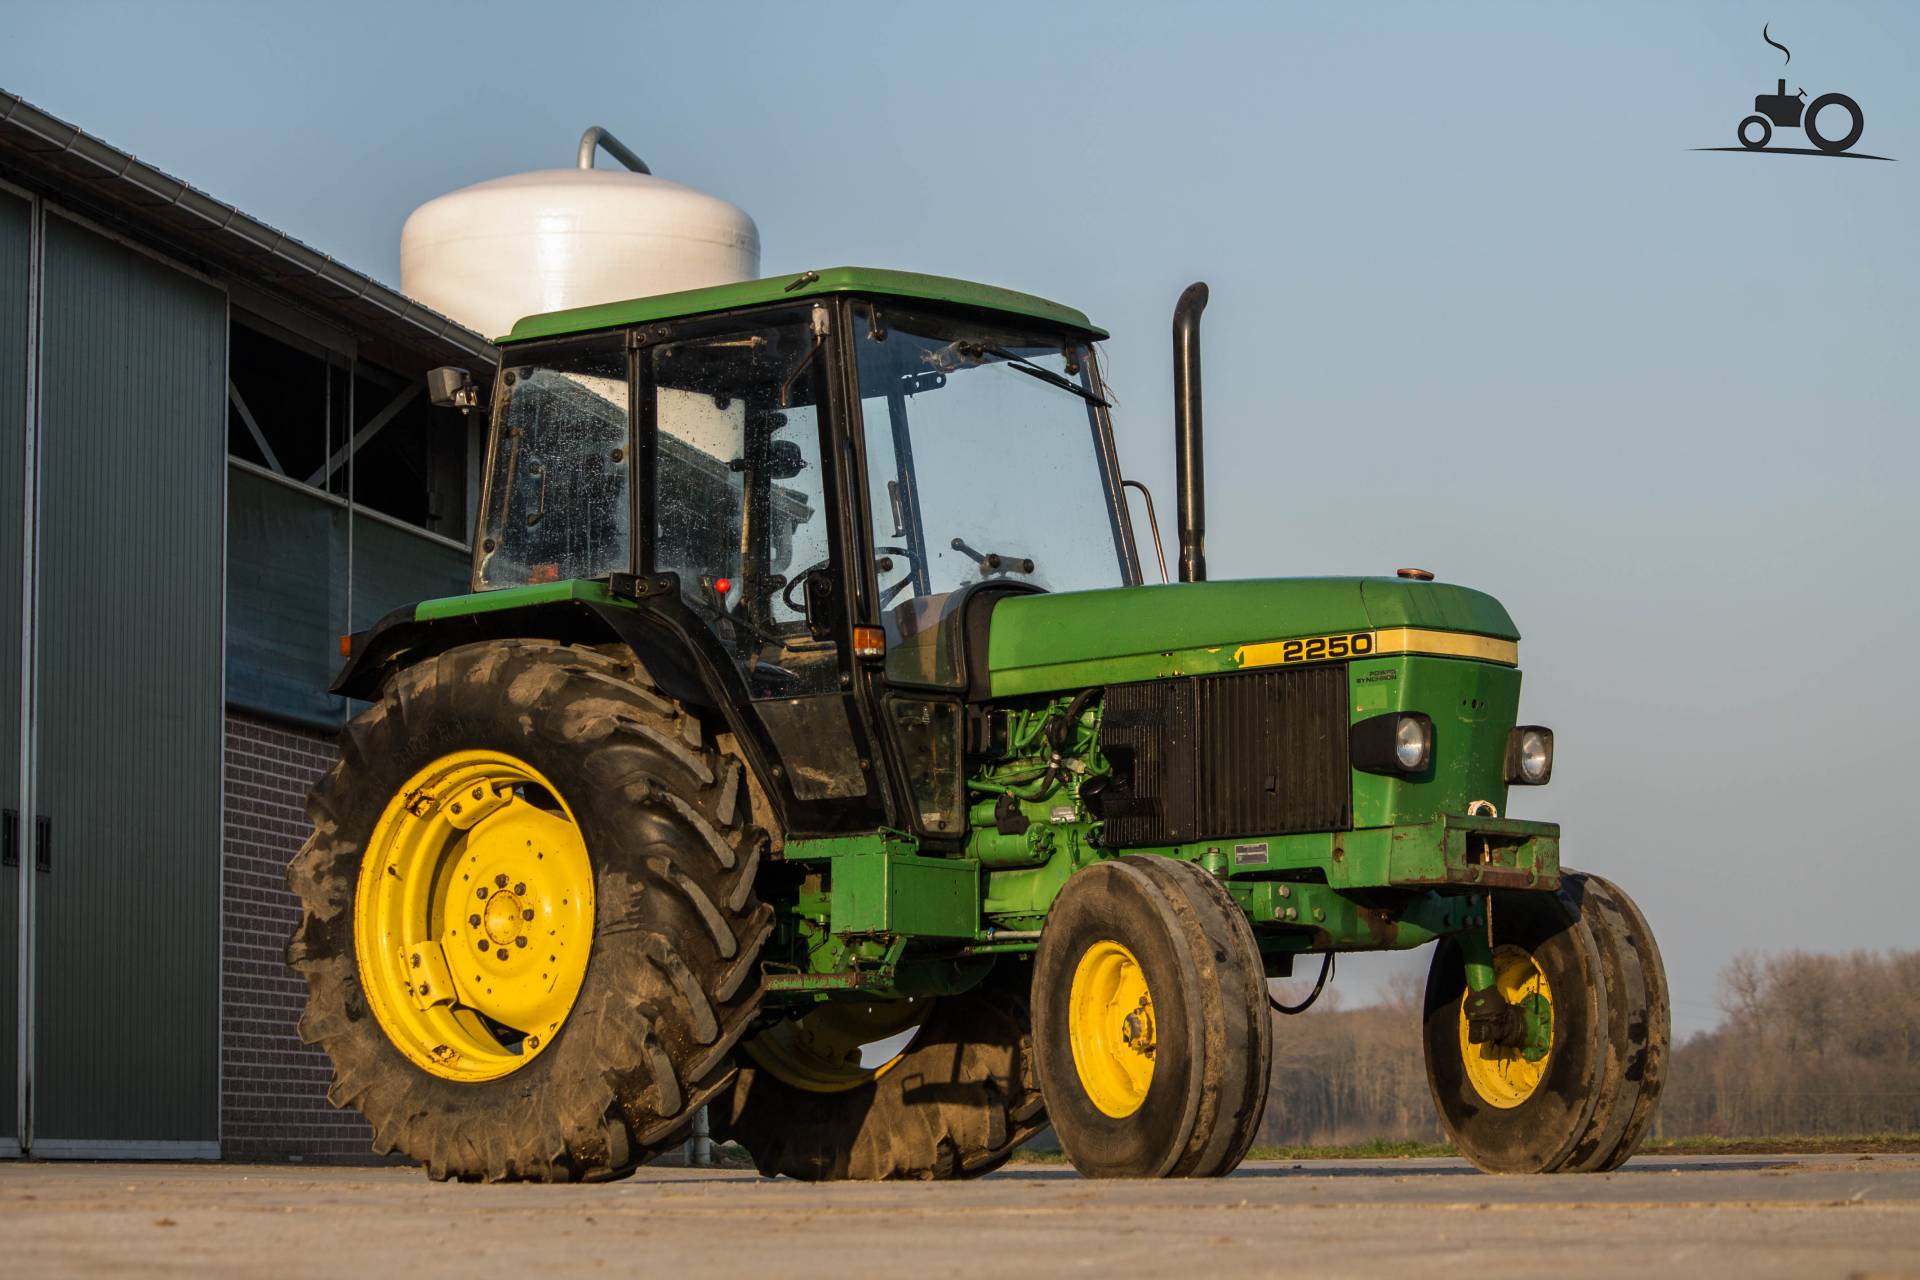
[854,306,1132,642]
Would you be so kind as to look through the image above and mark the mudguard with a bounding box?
[329,578,876,838]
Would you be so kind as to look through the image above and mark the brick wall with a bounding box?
[221,710,374,1160]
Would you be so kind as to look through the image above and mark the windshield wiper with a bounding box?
[969,343,1110,407]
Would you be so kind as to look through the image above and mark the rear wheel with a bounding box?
[718,964,1046,1180]
[1804,93,1864,153]
[1031,856,1271,1178]
[288,639,772,1181]
[1422,871,1665,1173]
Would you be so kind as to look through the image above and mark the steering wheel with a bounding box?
[780,546,920,614]
[874,546,922,608]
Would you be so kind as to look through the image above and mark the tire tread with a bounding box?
[287,639,770,1182]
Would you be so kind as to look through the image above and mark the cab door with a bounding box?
[643,306,887,830]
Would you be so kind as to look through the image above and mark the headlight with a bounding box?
[1506,725,1554,785]
[1394,717,1431,770]
[1351,712,1434,775]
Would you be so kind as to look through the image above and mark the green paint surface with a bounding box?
[499,266,1106,344]
[412,578,629,621]
[1228,881,1477,954]
[784,835,981,941]
[828,848,981,940]
[1108,812,1557,895]
[1348,656,1523,827]
[781,832,918,862]
[985,577,1518,697]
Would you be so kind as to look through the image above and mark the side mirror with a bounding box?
[427,366,480,411]
[801,567,838,641]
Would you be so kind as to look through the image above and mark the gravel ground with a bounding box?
[5,1153,1919,1278]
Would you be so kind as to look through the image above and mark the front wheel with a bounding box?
[1031,857,1271,1178]
[1738,114,1773,149]
[1421,872,1667,1174]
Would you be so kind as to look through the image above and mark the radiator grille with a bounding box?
[1097,666,1350,847]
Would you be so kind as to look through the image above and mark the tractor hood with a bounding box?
[985,577,1519,698]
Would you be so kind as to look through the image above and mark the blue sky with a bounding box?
[8,1,1916,1036]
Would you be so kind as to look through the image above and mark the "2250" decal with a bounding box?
[1271,631,1375,664]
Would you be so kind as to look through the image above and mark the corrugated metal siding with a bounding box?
[0,190,27,1145]
[31,215,224,1144]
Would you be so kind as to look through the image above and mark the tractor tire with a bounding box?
[1421,870,1664,1174]
[717,963,1046,1180]
[1030,856,1271,1179]
[1804,93,1864,154]
[287,639,772,1181]
[1580,874,1669,1171]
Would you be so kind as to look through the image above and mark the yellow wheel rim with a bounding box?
[744,999,929,1093]
[1068,939,1156,1118]
[353,750,595,1083]
[1459,944,1554,1109]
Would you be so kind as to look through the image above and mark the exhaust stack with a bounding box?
[1172,282,1209,583]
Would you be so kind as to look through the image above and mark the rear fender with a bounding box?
[330,594,795,833]
[333,598,711,709]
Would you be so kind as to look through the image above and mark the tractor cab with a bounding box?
[438,268,1140,833]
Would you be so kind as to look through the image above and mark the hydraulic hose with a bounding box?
[1269,951,1336,1015]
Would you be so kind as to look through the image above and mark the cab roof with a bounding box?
[497,266,1107,345]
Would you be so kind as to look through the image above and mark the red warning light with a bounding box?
[713,577,733,596]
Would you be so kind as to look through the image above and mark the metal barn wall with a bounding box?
[0,189,26,1154]
[29,214,225,1152]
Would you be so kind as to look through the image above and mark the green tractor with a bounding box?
[289,267,1666,1181]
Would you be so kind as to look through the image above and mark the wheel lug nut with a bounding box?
[476,888,488,900]
[514,882,526,895]
[522,909,534,921]
[477,940,489,952]
[472,787,484,800]
[409,953,421,969]
[514,937,527,949]
[469,914,481,928]
[495,874,509,888]
[496,948,509,960]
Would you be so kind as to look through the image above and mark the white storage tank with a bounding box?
[401,127,761,340]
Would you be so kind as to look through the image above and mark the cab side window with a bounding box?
[651,321,838,700]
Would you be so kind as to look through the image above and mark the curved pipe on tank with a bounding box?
[1172,282,1209,583]
[577,126,651,174]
